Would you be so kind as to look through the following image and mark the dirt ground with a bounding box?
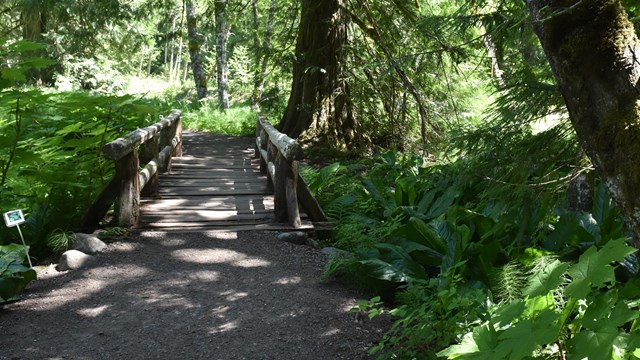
[0,230,391,360]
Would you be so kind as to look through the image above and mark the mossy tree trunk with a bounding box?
[21,0,51,84]
[279,0,357,146]
[526,0,640,243]
[251,0,276,107]
[186,0,208,100]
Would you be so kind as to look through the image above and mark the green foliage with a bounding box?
[0,88,159,257]
[368,272,488,360]
[229,45,253,100]
[438,238,640,359]
[47,230,73,254]
[0,38,56,89]
[0,243,37,303]
[97,227,129,242]
[181,103,256,136]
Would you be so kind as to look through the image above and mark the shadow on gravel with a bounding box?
[0,231,390,360]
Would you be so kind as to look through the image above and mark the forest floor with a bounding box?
[0,230,391,359]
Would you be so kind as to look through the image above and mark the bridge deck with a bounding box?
[139,131,311,231]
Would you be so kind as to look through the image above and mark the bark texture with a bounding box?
[279,0,357,146]
[186,0,209,100]
[251,0,276,107]
[21,0,50,84]
[215,0,230,109]
[526,0,640,242]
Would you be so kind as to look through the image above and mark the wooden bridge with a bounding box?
[80,110,327,232]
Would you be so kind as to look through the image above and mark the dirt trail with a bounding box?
[0,231,389,360]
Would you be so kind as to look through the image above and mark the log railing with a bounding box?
[80,110,183,231]
[255,114,328,228]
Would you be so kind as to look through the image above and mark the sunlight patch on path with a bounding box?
[76,305,110,318]
[272,276,302,285]
[171,248,271,268]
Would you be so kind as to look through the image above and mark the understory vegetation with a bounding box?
[2,0,640,358]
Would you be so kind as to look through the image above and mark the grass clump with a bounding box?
[182,102,257,136]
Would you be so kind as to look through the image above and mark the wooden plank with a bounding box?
[142,212,274,222]
[140,195,274,209]
[158,184,269,192]
[161,176,267,182]
[137,222,314,232]
[170,163,260,169]
[142,208,273,215]
[168,169,263,178]
[141,219,277,228]
[171,158,256,162]
[160,178,266,186]
[157,188,271,196]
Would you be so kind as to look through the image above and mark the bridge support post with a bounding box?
[115,150,140,227]
[274,152,287,222]
[172,116,183,157]
[286,160,301,228]
[140,138,159,196]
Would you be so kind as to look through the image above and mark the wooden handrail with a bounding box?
[254,114,328,228]
[79,109,183,231]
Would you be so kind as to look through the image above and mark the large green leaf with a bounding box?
[1,68,26,82]
[523,258,569,297]
[426,187,460,219]
[570,326,620,360]
[0,269,36,303]
[406,217,447,255]
[494,310,559,359]
[565,238,636,299]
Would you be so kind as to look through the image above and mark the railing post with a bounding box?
[274,152,287,222]
[255,121,262,159]
[115,149,140,227]
[266,140,275,192]
[286,160,301,228]
[139,137,159,196]
[159,126,172,173]
[173,114,183,157]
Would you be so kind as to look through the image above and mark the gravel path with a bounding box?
[0,231,390,360]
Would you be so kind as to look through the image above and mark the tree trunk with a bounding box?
[168,13,176,81]
[279,0,357,146]
[251,0,276,107]
[186,0,208,100]
[173,35,183,83]
[215,0,230,109]
[21,0,50,84]
[526,0,640,243]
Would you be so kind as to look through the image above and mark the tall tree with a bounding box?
[250,0,276,107]
[279,0,357,146]
[20,0,50,84]
[186,0,208,100]
[526,0,640,243]
[214,0,229,109]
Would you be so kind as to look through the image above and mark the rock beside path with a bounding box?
[57,250,95,271]
[72,233,107,254]
[277,231,308,245]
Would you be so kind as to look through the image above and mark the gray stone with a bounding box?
[58,250,95,271]
[276,231,308,245]
[72,233,107,254]
[321,247,349,257]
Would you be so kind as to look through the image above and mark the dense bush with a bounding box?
[302,116,638,358]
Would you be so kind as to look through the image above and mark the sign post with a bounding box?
[3,209,33,268]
